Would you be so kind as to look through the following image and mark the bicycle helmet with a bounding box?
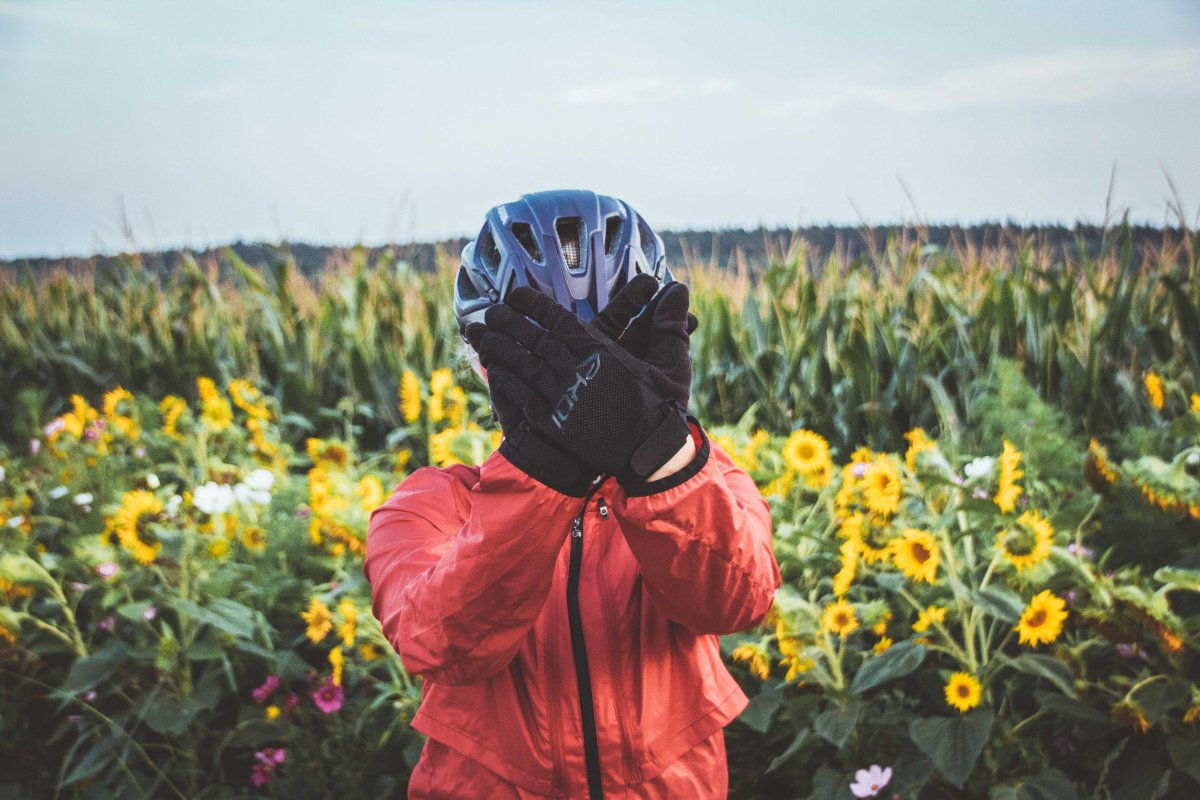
[454,189,674,336]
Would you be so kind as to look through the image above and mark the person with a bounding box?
[363,190,781,799]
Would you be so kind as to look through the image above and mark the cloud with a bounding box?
[0,0,122,33]
[560,77,735,105]
[770,46,1200,116]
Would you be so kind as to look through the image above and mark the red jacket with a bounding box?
[363,421,781,798]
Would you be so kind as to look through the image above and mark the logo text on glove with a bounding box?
[552,352,602,429]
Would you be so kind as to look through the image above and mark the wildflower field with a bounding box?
[1,225,1199,798]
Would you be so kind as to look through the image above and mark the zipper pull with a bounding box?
[597,498,609,519]
[571,516,583,538]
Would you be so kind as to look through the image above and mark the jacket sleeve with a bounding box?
[611,420,781,636]
[362,449,581,686]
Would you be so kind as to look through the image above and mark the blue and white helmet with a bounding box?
[454,189,674,335]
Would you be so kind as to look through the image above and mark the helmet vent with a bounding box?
[556,218,583,271]
[638,219,657,269]
[510,222,543,262]
[481,229,502,272]
[456,266,481,301]
[604,215,623,256]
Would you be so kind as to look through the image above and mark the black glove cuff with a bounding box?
[620,416,711,496]
[499,424,596,497]
[618,401,692,485]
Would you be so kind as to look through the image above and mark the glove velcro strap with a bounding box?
[499,426,595,497]
[625,404,691,482]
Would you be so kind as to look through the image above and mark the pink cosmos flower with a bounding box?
[283,691,300,714]
[96,563,119,580]
[142,606,158,621]
[252,674,281,703]
[97,614,116,632]
[311,674,344,714]
[850,764,893,798]
[249,747,286,786]
[29,438,41,456]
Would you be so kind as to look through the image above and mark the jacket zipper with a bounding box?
[595,496,642,785]
[568,479,606,800]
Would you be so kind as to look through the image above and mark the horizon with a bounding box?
[2,1,1198,259]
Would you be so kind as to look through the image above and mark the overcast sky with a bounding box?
[1,0,1198,258]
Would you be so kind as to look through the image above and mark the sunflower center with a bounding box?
[1001,525,1036,556]
[798,444,815,459]
[910,542,931,563]
[866,526,893,549]
[835,612,850,627]
[957,685,970,698]
[1027,609,1047,626]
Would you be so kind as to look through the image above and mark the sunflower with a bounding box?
[301,597,333,644]
[731,643,770,681]
[1144,371,1164,411]
[775,627,811,682]
[1016,590,1068,647]
[239,525,268,553]
[307,438,351,469]
[337,598,357,646]
[355,475,385,514]
[1084,438,1118,494]
[428,369,454,423]
[429,428,460,467]
[834,464,860,514]
[396,369,422,423]
[832,536,859,597]
[159,395,187,439]
[762,470,796,498]
[802,462,834,489]
[102,386,141,439]
[862,455,901,516]
[994,440,1024,513]
[1113,699,1151,734]
[912,604,946,633]
[822,599,859,638]
[229,378,272,421]
[874,636,893,655]
[944,672,982,713]
[329,644,344,686]
[113,489,164,565]
[732,429,768,471]
[394,448,412,474]
[891,528,940,584]
[903,427,937,473]
[783,429,832,476]
[996,509,1054,571]
[196,377,233,432]
[859,516,896,564]
[446,386,468,429]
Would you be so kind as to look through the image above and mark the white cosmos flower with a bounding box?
[0,464,6,482]
[850,764,892,798]
[49,485,69,499]
[193,482,234,516]
[165,494,183,518]
[73,492,93,505]
[234,469,274,507]
[146,473,160,489]
[244,469,275,492]
[962,457,995,479]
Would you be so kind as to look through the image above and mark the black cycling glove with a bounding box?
[466,283,693,485]
[591,273,699,359]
